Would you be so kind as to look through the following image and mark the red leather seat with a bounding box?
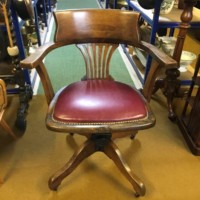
[53,80,147,123]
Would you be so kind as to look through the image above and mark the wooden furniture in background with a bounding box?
[178,55,200,155]
[0,1,32,130]
[126,0,200,119]
[0,78,16,139]
[0,78,17,184]
[21,9,177,196]
[0,0,54,130]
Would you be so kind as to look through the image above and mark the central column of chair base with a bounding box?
[48,134,146,197]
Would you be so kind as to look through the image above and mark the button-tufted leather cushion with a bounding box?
[53,80,147,123]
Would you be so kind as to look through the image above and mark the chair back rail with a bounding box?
[53,9,141,46]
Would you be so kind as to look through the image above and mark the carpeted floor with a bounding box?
[1,93,200,200]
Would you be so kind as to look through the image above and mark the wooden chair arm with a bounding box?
[36,62,55,105]
[140,41,178,101]
[140,41,178,69]
[20,42,56,69]
[20,42,57,104]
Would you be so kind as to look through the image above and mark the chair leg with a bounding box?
[130,132,137,140]
[103,140,146,197]
[0,118,17,140]
[48,139,96,191]
[49,134,145,196]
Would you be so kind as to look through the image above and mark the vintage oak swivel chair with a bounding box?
[20,9,177,196]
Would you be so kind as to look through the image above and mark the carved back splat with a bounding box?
[77,43,118,79]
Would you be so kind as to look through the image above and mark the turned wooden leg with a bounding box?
[0,118,17,140]
[164,69,181,120]
[103,140,146,197]
[152,69,180,120]
[152,78,165,95]
[48,139,96,191]
[166,91,177,120]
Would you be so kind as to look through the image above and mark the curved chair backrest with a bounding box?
[20,9,177,105]
[0,79,7,110]
[53,9,141,46]
[53,9,141,80]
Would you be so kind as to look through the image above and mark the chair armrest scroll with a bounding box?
[140,41,178,69]
[20,42,56,69]
[140,41,178,101]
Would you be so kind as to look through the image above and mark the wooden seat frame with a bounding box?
[20,9,177,197]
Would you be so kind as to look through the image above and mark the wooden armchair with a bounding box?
[0,79,16,140]
[20,9,177,196]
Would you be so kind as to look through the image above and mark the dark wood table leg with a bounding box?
[154,0,197,120]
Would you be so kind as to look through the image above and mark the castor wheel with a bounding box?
[48,177,61,191]
[135,192,140,197]
[130,133,136,140]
